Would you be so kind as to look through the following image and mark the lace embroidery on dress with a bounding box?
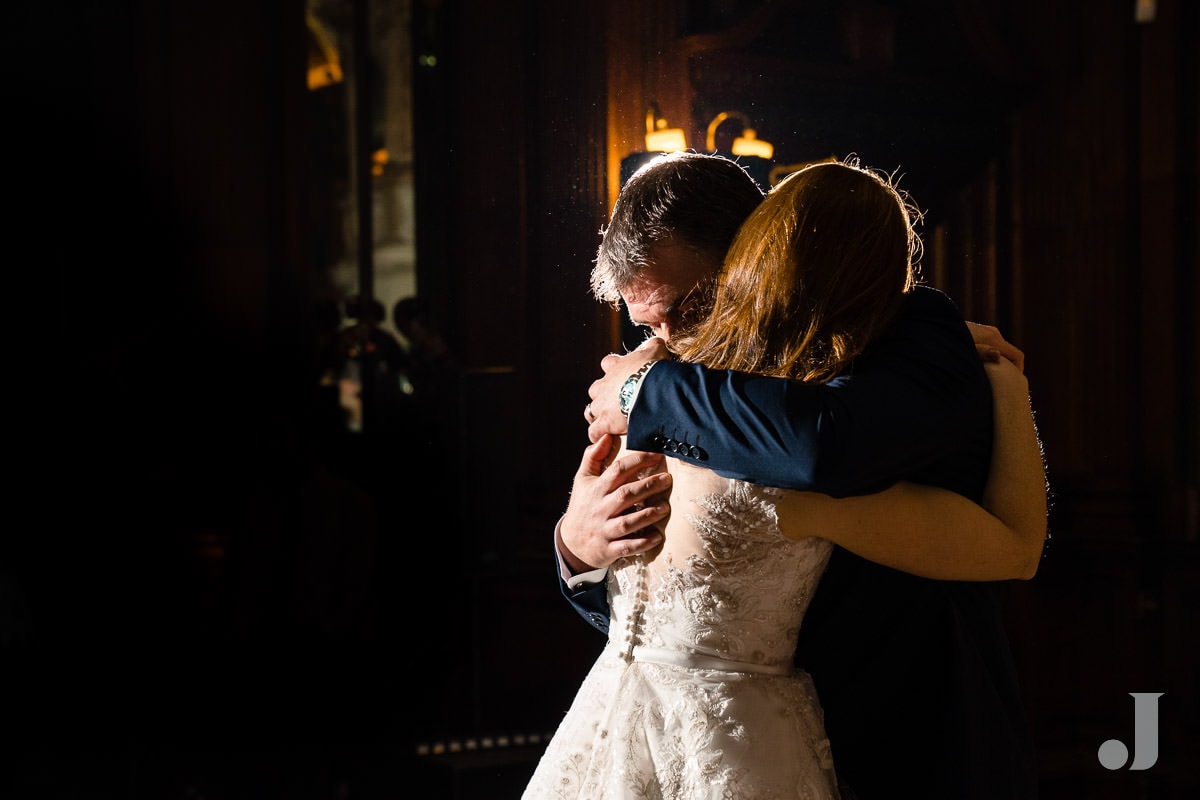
[524,477,840,800]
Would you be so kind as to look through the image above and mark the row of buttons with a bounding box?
[650,433,706,461]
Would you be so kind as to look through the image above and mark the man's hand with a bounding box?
[966,321,1025,373]
[558,434,672,574]
[585,337,670,443]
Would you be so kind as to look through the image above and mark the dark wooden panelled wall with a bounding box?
[10,0,1197,797]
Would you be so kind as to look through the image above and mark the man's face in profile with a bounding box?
[620,237,715,342]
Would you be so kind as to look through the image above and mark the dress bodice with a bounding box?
[608,471,834,673]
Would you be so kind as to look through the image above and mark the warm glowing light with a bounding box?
[371,148,389,176]
[307,12,344,90]
[645,126,688,152]
[732,129,773,159]
[644,103,687,152]
[706,111,774,160]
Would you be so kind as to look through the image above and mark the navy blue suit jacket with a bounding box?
[561,286,1038,799]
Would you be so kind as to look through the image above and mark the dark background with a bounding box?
[5,1,1197,798]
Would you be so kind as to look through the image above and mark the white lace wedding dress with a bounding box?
[524,466,841,800]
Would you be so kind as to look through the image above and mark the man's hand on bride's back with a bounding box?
[558,434,672,573]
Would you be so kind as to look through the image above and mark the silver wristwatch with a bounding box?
[618,360,659,417]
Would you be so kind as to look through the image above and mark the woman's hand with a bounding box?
[967,321,1025,373]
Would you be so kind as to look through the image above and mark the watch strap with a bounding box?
[618,360,660,417]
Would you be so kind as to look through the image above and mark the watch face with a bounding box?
[619,361,657,415]
[619,376,638,413]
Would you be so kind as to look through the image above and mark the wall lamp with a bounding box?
[618,102,687,187]
[620,104,776,191]
[306,11,343,90]
[644,102,688,152]
[705,111,774,160]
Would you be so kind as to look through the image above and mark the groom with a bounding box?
[555,152,1040,799]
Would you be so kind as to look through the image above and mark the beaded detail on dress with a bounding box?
[523,478,840,800]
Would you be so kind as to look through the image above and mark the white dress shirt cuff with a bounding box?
[555,515,608,589]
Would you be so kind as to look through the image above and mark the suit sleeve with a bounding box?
[625,285,990,496]
[559,569,611,635]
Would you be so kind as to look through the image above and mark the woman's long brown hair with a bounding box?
[670,158,922,383]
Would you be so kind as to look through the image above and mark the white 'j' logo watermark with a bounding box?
[1098,692,1164,770]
